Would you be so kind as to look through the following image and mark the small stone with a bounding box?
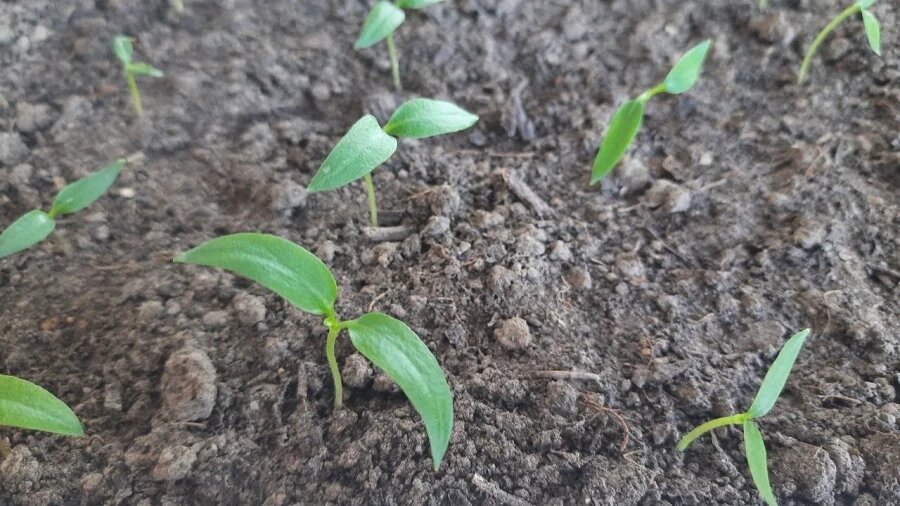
[342,354,373,389]
[92,225,110,242]
[160,349,217,421]
[202,310,229,329]
[372,372,399,393]
[0,133,29,167]
[423,215,451,237]
[9,164,33,186]
[645,180,691,213]
[565,266,592,290]
[774,443,836,503]
[793,220,827,249]
[516,232,545,257]
[547,381,579,416]
[615,157,651,195]
[16,102,54,133]
[549,241,573,262]
[81,472,103,495]
[426,185,460,217]
[495,317,532,350]
[152,444,199,481]
[138,300,164,323]
[0,446,41,493]
[270,180,308,217]
[232,293,266,326]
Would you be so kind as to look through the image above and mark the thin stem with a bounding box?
[125,72,143,116]
[636,82,667,104]
[325,324,343,409]
[363,173,379,227]
[386,32,401,90]
[798,4,861,84]
[676,413,750,450]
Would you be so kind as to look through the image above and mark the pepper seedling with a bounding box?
[0,159,125,259]
[591,40,712,184]
[798,1,881,83]
[355,0,446,90]
[308,98,477,227]
[0,374,84,436]
[175,233,454,470]
[677,328,810,506]
[113,36,164,116]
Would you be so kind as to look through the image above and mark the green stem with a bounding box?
[636,82,667,104]
[386,32,401,91]
[125,72,143,117]
[325,324,343,409]
[798,4,861,84]
[676,413,750,450]
[363,173,379,227]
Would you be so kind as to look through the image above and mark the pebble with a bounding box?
[645,180,691,213]
[423,215,451,237]
[270,180,308,217]
[0,133,29,167]
[0,446,41,493]
[152,444,199,482]
[564,266,592,290]
[774,443,836,503]
[546,381,579,416]
[494,317,532,350]
[426,185,460,217]
[160,349,217,421]
[16,102,54,133]
[232,293,267,326]
[793,220,826,249]
[342,354,373,389]
[202,310,229,329]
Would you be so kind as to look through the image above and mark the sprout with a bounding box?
[0,159,125,259]
[678,329,810,506]
[798,0,882,83]
[591,40,712,184]
[308,98,478,226]
[175,233,454,470]
[355,0,447,90]
[113,36,164,116]
[0,375,83,436]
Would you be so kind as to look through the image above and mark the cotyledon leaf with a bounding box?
[0,210,56,259]
[744,421,778,506]
[591,99,645,184]
[664,39,712,94]
[861,9,881,56]
[345,312,453,471]
[857,0,876,9]
[308,115,398,192]
[113,35,134,63]
[396,0,447,9]
[174,233,337,315]
[355,1,405,50]
[50,159,126,217]
[0,375,84,436]
[126,62,165,78]
[383,98,479,139]
[747,329,809,418]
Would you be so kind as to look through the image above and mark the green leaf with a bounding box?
[345,312,453,471]
[664,39,712,94]
[113,36,134,64]
[743,421,777,506]
[748,328,809,418]
[0,210,56,259]
[355,1,405,50]
[50,159,125,217]
[126,62,165,78]
[0,375,84,436]
[383,98,479,139]
[396,0,447,9]
[861,10,881,56]
[308,115,398,193]
[857,0,876,9]
[590,100,645,184]
[174,233,337,316]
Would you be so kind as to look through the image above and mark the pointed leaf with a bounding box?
[355,1,405,50]
[857,0,876,9]
[396,0,447,9]
[50,159,125,217]
[0,375,84,436]
[748,329,809,418]
[861,10,881,56]
[664,40,712,94]
[345,312,453,471]
[0,210,56,259]
[174,233,337,315]
[744,421,777,506]
[383,98,479,139]
[113,36,134,64]
[308,115,398,192]
[126,62,165,78]
[591,100,645,184]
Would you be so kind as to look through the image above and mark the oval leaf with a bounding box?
[857,0,876,9]
[308,115,398,192]
[396,0,446,9]
[743,421,777,506]
[50,159,125,217]
[0,375,84,436]
[861,10,881,56]
[355,1,405,50]
[748,328,809,418]
[0,210,56,259]
[383,98,479,139]
[174,233,337,315]
[345,312,453,471]
[127,62,165,78]
[113,36,134,64]
[591,100,645,184]
[664,39,712,94]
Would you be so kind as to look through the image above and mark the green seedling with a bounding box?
[677,328,810,506]
[308,98,478,226]
[113,36,164,116]
[798,0,882,83]
[0,159,125,259]
[175,233,453,470]
[0,374,83,436]
[591,40,712,183]
[356,0,447,90]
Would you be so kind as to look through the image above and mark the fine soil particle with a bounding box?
[1,0,898,505]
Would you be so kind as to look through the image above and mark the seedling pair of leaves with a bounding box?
[0,160,125,259]
[308,98,478,227]
[356,0,446,89]
[591,40,712,183]
[677,329,810,506]
[113,36,164,116]
[798,0,882,83]
[0,375,83,436]
[175,233,453,470]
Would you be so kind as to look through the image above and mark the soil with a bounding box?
[1,0,898,505]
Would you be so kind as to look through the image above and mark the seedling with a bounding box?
[0,375,83,436]
[591,40,712,184]
[308,98,478,226]
[677,329,810,506]
[175,233,454,470]
[798,0,881,83]
[355,0,447,89]
[0,159,125,259]
[113,36,164,116]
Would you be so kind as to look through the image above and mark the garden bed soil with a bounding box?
[1,0,898,504]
